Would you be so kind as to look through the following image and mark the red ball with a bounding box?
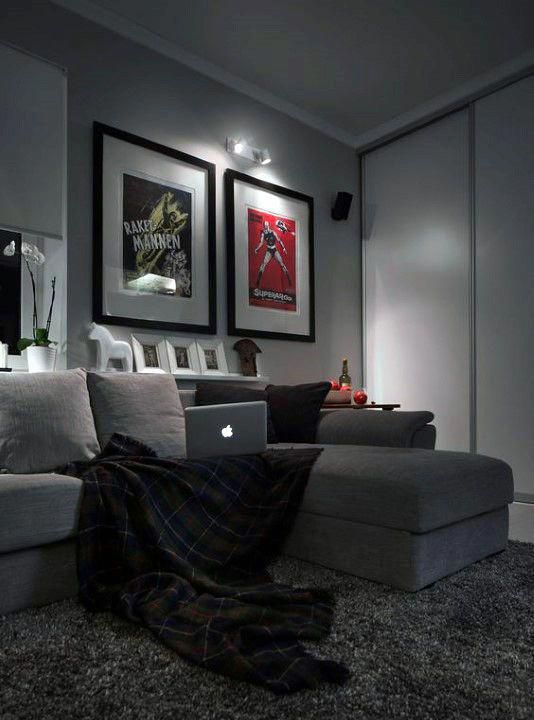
[353,389,368,405]
[328,378,340,391]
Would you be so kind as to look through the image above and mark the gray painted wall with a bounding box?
[0,0,360,385]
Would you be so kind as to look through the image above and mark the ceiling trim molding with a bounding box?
[50,0,358,147]
[353,48,534,153]
[47,1,534,153]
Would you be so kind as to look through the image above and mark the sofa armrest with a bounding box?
[315,409,435,448]
[178,388,196,409]
[412,424,436,449]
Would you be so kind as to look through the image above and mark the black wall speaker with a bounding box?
[331,191,353,221]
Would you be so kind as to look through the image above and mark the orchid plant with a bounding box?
[3,240,57,351]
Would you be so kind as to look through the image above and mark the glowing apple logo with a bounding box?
[221,424,233,439]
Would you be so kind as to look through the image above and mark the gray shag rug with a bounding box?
[1,542,533,720]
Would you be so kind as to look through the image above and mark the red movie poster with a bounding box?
[247,207,297,312]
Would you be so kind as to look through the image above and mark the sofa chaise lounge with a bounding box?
[0,370,514,615]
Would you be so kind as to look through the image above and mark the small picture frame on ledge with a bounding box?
[165,336,201,375]
[196,339,228,376]
[131,334,169,373]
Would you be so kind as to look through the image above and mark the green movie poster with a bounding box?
[122,173,192,297]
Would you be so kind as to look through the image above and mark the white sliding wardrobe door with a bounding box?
[363,111,471,451]
[475,75,534,500]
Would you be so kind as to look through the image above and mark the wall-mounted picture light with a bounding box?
[226,137,271,165]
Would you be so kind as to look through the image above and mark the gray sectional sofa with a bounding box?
[0,370,514,615]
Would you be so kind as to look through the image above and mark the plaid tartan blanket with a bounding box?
[73,434,349,694]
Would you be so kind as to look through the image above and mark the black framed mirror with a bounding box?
[0,228,22,355]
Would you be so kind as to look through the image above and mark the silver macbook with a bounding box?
[185,401,267,459]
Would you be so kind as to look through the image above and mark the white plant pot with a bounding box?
[26,345,57,373]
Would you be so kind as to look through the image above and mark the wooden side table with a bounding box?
[323,403,401,411]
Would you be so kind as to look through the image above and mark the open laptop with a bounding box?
[185,401,267,459]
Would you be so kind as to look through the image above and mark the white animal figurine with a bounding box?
[88,323,133,372]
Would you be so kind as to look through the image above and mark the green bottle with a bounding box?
[339,358,352,389]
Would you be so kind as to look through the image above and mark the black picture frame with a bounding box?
[225,169,315,342]
[93,122,216,334]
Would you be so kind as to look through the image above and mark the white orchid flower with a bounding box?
[3,240,45,265]
[22,242,46,265]
[2,241,15,256]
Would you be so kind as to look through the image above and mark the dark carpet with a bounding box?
[1,541,533,720]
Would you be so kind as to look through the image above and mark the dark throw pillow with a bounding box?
[266,382,331,444]
[195,383,278,444]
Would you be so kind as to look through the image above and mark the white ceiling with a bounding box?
[58,0,534,143]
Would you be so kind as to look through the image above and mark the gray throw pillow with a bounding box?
[87,372,186,458]
[0,369,101,474]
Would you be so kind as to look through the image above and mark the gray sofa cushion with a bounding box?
[0,473,83,554]
[316,409,435,448]
[275,443,514,533]
[0,369,101,474]
[284,506,509,592]
[87,372,186,458]
[0,540,78,615]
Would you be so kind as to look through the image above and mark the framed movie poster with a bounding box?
[93,123,216,333]
[225,170,315,342]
